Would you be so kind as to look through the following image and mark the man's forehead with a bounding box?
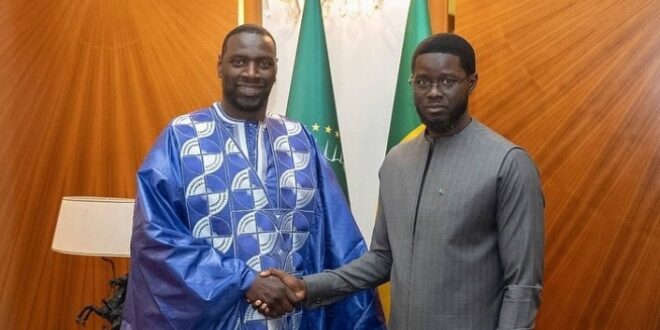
[416,52,460,63]
[414,53,463,72]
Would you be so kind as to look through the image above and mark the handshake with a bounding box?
[245,269,308,317]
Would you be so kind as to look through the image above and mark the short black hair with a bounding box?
[411,33,476,75]
[219,24,277,62]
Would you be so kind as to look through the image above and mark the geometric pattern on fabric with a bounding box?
[171,106,318,329]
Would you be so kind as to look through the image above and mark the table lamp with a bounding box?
[51,196,134,329]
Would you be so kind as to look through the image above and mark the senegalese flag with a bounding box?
[286,0,348,195]
[379,0,431,320]
[386,0,431,152]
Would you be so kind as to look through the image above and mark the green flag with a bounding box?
[286,0,348,195]
[386,0,431,152]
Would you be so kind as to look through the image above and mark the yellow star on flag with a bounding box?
[325,126,332,134]
[311,123,320,131]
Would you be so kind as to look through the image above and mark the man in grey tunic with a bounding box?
[258,33,544,330]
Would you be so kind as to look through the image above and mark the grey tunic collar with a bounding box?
[423,117,475,144]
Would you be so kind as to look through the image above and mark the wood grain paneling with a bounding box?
[0,1,236,328]
[429,0,448,34]
[457,0,660,328]
[244,0,263,25]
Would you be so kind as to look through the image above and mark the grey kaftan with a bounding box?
[304,119,544,330]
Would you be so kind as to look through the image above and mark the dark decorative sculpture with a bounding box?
[76,258,128,330]
[76,274,127,330]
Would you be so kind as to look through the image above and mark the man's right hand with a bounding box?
[260,268,307,301]
[245,274,301,317]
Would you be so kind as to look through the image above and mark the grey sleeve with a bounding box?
[496,148,545,329]
[304,195,392,308]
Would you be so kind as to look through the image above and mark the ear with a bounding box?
[216,53,224,78]
[467,73,478,95]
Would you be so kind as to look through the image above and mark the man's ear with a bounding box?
[217,53,223,79]
[468,73,478,94]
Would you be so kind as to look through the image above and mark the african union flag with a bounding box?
[286,0,348,196]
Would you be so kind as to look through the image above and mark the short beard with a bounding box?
[234,94,267,113]
[224,86,272,113]
[418,96,468,134]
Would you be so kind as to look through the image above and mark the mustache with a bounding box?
[237,77,266,86]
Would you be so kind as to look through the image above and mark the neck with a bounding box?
[220,100,266,121]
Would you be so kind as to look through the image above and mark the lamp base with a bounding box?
[76,273,128,330]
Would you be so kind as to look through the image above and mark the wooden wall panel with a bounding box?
[244,0,263,25]
[429,0,449,34]
[0,1,237,328]
[457,0,660,328]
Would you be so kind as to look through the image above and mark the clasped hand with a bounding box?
[245,268,307,317]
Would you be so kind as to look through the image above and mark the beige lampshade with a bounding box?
[51,196,135,257]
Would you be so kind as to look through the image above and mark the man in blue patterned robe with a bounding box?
[121,24,384,330]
